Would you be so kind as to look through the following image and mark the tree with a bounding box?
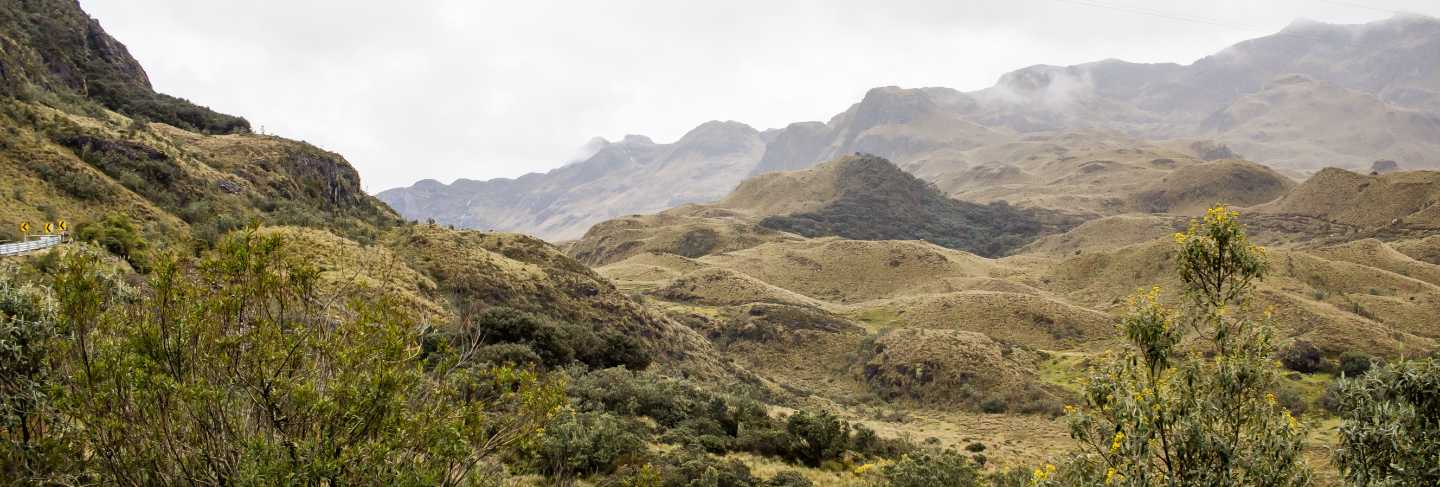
[1332,357,1440,485]
[1040,206,1311,486]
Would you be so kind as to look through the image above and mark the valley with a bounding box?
[2,1,1438,485]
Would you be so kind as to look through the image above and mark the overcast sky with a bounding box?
[80,0,1433,191]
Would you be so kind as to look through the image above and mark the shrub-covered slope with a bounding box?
[743,155,1081,257]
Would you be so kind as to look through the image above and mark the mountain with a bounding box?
[0,0,249,134]
[736,155,1081,257]
[382,14,1440,241]
[0,1,399,249]
[0,0,739,371]
[569,154,1079,264]
[378,121,765,240]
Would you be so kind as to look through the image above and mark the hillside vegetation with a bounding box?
[747,155,1081,257]
[4,2,1440,485]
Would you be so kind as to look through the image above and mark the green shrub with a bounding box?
[33,162,111,201]
[764,471,813,487]
[655,446,758,487]
[963,442,985,453]
[736,426,799,459]
[466,307,651,370]
[470,307,576,366]
[0,232,567,484]
[1332,358,1440,486]
[535,411,647,477]
[74,213,150,272]
[1339,351,1374,377]
[785,410,850,467]
[979,397,1007,414]
[1280,340,1324,373]
[473,343,543,366]
[882,450,980,487]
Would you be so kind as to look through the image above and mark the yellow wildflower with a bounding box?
[1105,467,1121,485]
[1172,232,1188,244]
[1110,431,1125,453]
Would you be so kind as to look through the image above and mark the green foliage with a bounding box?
[1339,351,1374,377]
[32,160,112,201]
[73,213,150,272]
[470,307,577,366]
[785,410,850,467]
[0,271,63,479]
[568,367,908,471]
[764,470,813,487]
[0,231,567,485]
[534,411,647,478]
[88,80,251,135]
[464,306,652,370]
[655,446,759,487]
[1042,206,1311,486]
[882,450,981,487]
[1280,340,1324,373]
[1332,358,1440,485]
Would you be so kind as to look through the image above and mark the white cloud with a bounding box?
[77,0,1427,191]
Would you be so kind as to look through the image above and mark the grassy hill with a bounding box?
[748,155,1080,257]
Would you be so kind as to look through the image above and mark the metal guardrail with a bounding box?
[0,235,63,256]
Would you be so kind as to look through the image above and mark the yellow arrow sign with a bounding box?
[57,220,67,231]
[44,222,55,234]
[19,222,29,233]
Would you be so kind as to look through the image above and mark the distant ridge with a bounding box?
[381,13,1440,241]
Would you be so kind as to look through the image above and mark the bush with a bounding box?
[882,450,980,487]
[470,307,575,366]
[467,307,651,371]
[74,213,150,272]
[535,411,647,477]
[33,162,111,201]
[1280,340,1324,373]
[979,398,1007,414]
[785,410,850,467]
[472,343,542,366]
[1,233,568,484]
[656,446,758,487]
[737,425,799,459]
[1339,351,1374,377]
[963,442,986,453]
[765,471,812,487]
[1333,358,1440,486]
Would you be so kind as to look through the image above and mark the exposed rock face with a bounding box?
[0,0,249,133]
[1372,160,1400,174]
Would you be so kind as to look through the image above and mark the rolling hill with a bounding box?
[381,14,1440,240]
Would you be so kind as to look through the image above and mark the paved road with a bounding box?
[0,235,62,256]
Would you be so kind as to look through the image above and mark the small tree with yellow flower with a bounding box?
[1037,205,1311,486]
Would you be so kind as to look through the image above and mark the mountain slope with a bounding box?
[382,14,1440,240]
[378,121,765,240]
[0,0,738,383]
[0,0,249,134]
[742,155,1080,257]
[1201,74,1440,169]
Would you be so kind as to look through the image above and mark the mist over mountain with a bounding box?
[379,14,1440,241]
